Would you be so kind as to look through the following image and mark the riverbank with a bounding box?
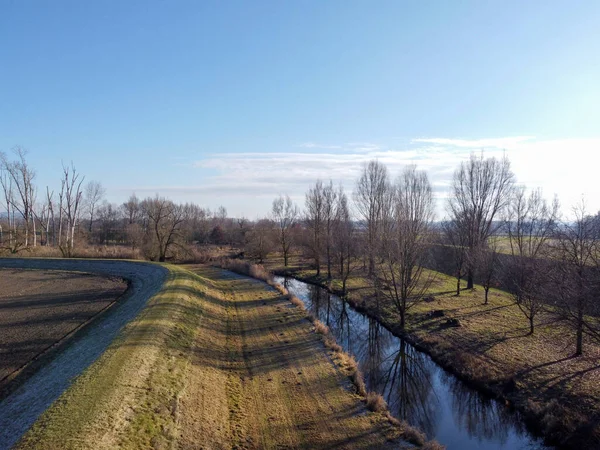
[267,260,600,450]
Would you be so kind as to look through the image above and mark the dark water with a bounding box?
[275,276,551,450]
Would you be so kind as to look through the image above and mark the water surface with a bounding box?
[275,276,551,450]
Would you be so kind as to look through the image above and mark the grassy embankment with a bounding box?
[16,263,433,449]
[263,254,600,449]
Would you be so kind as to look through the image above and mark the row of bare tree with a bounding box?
[0,148,88,256]
[261,154,600,356]
[0,147,241,260]
[441,154,600,355]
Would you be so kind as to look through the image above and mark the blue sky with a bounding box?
[1,1,599,218]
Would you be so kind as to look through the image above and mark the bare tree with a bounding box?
[58,162,85,257]
[323,180,338,279]
[122,193,141,225]
[142,196,185,262]
[246,218,275,263]
[552,201,600,355]
[36,187,54,246]
[442,216,469,296]
[84,180,105,233]
[305,180,324,275]
[354,160,390,276]
[448,152,514,289]
[196,207,212,243]
[505,187,559,334]
[96,201,120,245]
[477,240,500,305]
[216,205,228,222]
[272,194,299,267]
[379,166,436,330]
[233,216,250,247]
[1,147,37,247]
[333,186,359,296]
[0,153,16,250]
[46,187,56,246]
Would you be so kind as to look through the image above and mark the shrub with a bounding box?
[273,283,289,296]
[366,392,387,412]
[313,319,329,335]
[289,295,305,310]
[249,264,271,283]
[217,258,273,284]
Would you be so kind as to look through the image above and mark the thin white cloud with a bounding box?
[122,137,600,219]
[413,136,534,148]
[346,142,381,152]
[297,142,343,149]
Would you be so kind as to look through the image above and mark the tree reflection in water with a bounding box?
[279,277,548,449]
[377,336,439,437]
[442,371,528,445]
[306,283,439,436]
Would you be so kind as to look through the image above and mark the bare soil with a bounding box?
[0,269,128,389]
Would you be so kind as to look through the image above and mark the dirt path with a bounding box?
[179,266,402,449]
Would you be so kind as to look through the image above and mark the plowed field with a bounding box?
[0,269,128,390]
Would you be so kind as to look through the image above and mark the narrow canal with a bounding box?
[275,276,551,450]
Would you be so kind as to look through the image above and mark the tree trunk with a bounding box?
[529,315,534,335]
[484,286,489,304]
[58,217,63,247]
[467,269,474,289]
[71,225,76,250]
[575,306,584,356]
[284,250,288,267]
[456,276,461,296]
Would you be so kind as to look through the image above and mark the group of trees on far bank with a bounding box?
[258,154,600,357]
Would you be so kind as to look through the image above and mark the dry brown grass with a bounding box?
[383,412,427,446]
[220,258,441,448]
[366,392,387,412]
[420,440,446,450]
[323,336,343,353]
[313,319,329,335]
[289,295,305,310]
[3,244,143,260]
[72,245,142,259]
[216,258,274,284]
[181,265,405,449]
[273,283,288,295]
